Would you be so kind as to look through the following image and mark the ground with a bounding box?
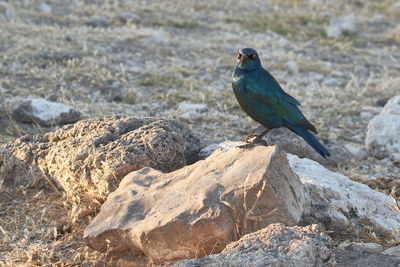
[0,0,400,265]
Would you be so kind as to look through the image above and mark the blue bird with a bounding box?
[232,48,330,158]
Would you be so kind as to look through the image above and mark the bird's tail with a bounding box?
[286,124,330,158]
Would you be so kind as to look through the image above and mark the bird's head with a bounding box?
[236,48,261,71]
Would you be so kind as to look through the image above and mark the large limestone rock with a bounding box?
[83,145,305,264]
[173,224,335,267]
[366,95,400,161]
[0,116,202,200]
[288,154,400,242]
[202,141,400,242]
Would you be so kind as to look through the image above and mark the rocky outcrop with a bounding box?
[172,224,335,267]
[83,145,305,265]
[0,116,202,201]
[201,141,400,242]
[366,95,400,161]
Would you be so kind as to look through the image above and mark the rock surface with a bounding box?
[172,224,335,267]
[288,154,400,242]
[83,145,305,264]
[383,245,400,262]
[10,98,80,126]
[337,242,384,253]
[366,95,400,161]
[0,116,202,200]
[201,141,400,242]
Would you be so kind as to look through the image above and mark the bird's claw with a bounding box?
[237,135,268,149]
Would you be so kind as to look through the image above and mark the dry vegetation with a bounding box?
[1,0,400,265]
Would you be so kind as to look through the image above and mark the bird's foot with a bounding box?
[238,135,268,149]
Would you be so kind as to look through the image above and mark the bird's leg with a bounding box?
[238,128,271,149]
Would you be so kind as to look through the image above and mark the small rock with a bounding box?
[39,2,52,14]
[117,12,141,23]
[310,72,324,82]
[100,80,127,102]
[179,111,202,121]
[360,111,373,120]
[392,1,400,9]
[366,96,400,161]
[11,98,80,126]
[326,14,356,38]
[0,1,16,19]
[84,145,305,264]
[179,102,208,113]
[323,77,340,87]
[372,14,386,21]
[179,102,208,122]
[330,70,344,77]
[344,143,368,158]
[286,60,299,74]
[338,242,384,253]
[86,15,110,27]
[173,224,335,267]
[137,28,170,45]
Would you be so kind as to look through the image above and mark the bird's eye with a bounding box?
[250,54,257,60]
[237,53,242,59]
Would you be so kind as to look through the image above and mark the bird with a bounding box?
[232,47,330,158]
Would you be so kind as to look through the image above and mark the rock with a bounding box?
[0,1,16,19]
[383,245,400,262]
[326,14,356,38]
[138,28,170,45]
[343,143,368,158]
[83,145,305,264]
[310,72,324,82]
[288,154,400,242]
[38,2,52,14]
[99,80,127,102]
[338,242,384,253]
[286,60,299,74]
[392,1,400,9]
[117,12,141,23]
[172,224,335,267]
[323,77,340,87]
[86,15,110,27]
[381,95,400,115]
[366,96,400,161]
[11,98,80,126]
[0,117,202,200]
[335,247,398,267]
[178,102,208,122]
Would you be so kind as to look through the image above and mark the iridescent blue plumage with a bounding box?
[232,48,330,158]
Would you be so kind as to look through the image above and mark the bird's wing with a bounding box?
[245,71,317,133]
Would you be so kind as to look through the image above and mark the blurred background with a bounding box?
[1,0,400,176]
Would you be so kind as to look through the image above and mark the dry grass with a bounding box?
[1,0,400,265]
